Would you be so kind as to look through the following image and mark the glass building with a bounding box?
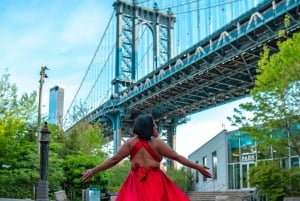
[48,84,64,129]
[188,129,300,191]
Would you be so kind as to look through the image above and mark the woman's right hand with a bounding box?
[82,169,94,183]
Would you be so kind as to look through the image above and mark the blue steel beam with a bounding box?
[65,0,300,144]
[112,0,175,93]
[85,0,300,132]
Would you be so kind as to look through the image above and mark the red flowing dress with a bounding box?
[115,139,191,201]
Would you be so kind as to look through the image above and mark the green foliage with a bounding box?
[63,122,109,156]
[249,161,300,201]
[49,121,108,200]
[255,34,300,93]
[0,71,112,200]
[66,100,89,124]
[228,32,300,154]
[278,15,291,38]
[57,122,110,200]
[227,31,300,198]
[106,160,131,192]
[0,73,37,123]
[48,141,66,194]
[0,141,39,199]
[166,166,193,192]
[0,72,39,199]
[62,154,109,201]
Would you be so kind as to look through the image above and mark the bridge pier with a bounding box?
[106,113,121,154]
[112,0,175,93]
[164,119,178,169]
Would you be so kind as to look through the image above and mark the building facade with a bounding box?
[48,85,64,128]
[188,129,300,192]
[188,130,228,191]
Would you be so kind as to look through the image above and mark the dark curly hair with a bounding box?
[133,114,154,141]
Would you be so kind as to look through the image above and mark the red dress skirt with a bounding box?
[115,163,191,201]
[115,139,191,201]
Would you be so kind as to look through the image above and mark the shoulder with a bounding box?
[124,136,139,146]
[150,137,177,158]
[115,137,137,154]
[153,136,164,142]
[151,137,166,146]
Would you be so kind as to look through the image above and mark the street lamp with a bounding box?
[36,122,51,201]
[37,66,49,150]
[35,66,49,201]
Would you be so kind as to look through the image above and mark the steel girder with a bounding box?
[87,0,300,133]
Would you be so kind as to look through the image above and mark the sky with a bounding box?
[0,0,250,158]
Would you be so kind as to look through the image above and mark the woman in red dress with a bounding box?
[82,114,212,201]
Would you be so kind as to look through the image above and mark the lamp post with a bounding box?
[36,66,49,201]
[37,66,49,151]
[36,122,51,201]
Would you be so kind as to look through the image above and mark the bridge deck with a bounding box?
[86,0,300,132]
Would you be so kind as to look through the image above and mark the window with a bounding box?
[212,151,217,180]
[202,156,207,182]
[227,133,240,163]
[291,157,299,167]
[228,164,241,189]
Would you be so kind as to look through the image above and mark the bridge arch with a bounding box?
[137,22,154,80]
[112,0,175,93]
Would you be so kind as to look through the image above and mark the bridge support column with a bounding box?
[113,1,175,93]
[107,113,121,154]
[166,122,177,169]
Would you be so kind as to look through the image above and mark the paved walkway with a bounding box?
[0,199,33,201]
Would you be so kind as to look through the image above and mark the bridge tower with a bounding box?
[110,1,176,155]
[112,0,175,93]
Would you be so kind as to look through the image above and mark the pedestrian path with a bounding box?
[0,199,33,201]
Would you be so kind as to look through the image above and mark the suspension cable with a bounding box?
[137,0,152,4]
[171,0,240,15]
[135,0,241,15]
[64,10,116,120]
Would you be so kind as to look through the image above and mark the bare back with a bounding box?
[128,137,161,169]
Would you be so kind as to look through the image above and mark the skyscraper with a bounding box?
[48,84,64,128]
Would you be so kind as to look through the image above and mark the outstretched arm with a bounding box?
[156,139,213,178]
[82,140,131,182]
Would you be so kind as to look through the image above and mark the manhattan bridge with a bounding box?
[63,0,300,155]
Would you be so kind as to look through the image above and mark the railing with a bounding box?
[87,0,300,119]
[242,190,268,201]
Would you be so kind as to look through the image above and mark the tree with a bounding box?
[63,122,109,156]
[166,167,193,192]
[0,72,39,199]
[249,161,300,201]
[0,72,112,200]
[106,160,131,192]
[46,124,67,198]
[227,30,300,198]
[59,122,110,201]
[63,100,89,129]
[62,154,109,201]
[228,32,300,155]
